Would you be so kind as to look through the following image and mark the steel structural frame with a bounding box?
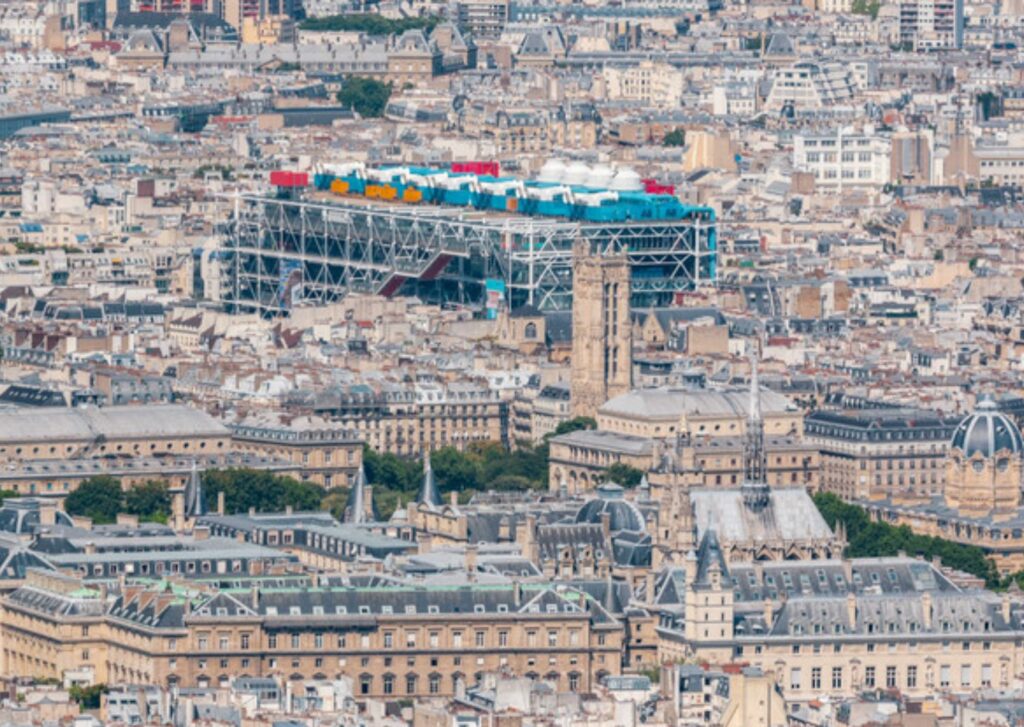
[224,193,716,315]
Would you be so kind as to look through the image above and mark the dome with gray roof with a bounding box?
[574,484,645,533]
[950,397,1024,459]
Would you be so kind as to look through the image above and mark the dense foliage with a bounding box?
[69,683,107,711]
[360,440,550,518]
[202,468,325,515]
[337,77,393,118]
[813,492,1001,587]
[850,0,881,18]
[299,13,440,34]
[663,128,686,147]
[124,480,172,524]
[602,463,645,487]
[64,477,173,524]
[64,477,130,524]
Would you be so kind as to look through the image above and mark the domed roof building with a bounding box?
[945,397,1024,517]
[950,398,1024,459]
[574,484,645,533]
[571,484,652,568]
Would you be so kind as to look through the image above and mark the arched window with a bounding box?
[524,322,537,339]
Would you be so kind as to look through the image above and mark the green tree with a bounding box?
[603,463,645,487]
[375,488,409,520]
[851,0,881,18]
[299,13,439,34]
[363,446,422,492]
[663,128,686,147]
[338,77,393,118]
[202,469,325,514]
[813,492,1001,587]
[64,476,124,524]
[321,489,351,521]
[431,446,481,493]
[124,480,171,523]
[489,474,537,491]
[69,683,107,711]
[549,417,597,439]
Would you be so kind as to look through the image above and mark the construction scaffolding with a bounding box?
[222,192,717,316]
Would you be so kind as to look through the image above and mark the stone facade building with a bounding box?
[570,238,632,419]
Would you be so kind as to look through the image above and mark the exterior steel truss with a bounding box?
[223,193,716,316]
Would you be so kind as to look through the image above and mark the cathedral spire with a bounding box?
[416,450,442,509]
[345,464,372,524]
[185,459,204,519]
[741,352,770,511]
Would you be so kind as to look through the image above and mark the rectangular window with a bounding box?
[240,634,250,650]
[547,630,557,647]
[790,668,801,690]
[940,665,950,688]
[291,634,300,649]
[268,635,277,649]
[811,668,821,690]
[384,633,393,649]
[887,666,897,688]
[475,631,485,647]
[865,666,875,688]
[907,665,917,689]
[831,666,842,689]
[499,631,508,647]
[961,665,971,687]
[981,664,992,687]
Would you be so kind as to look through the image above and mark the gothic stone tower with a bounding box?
[570,237,632,419]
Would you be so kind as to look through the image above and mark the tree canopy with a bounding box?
[602,463,645,488]
[202,469,325,515]
[813,492,1000,587]
[299,13,440,34]
[124,480,172,523]
[663,128,686,147]
[337,77,393,118]
[64,476,125,524]
[549,416,597,439]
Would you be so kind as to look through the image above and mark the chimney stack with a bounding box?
[465,544,478,576]
[217,491,225,516]
[763,598,773,630]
